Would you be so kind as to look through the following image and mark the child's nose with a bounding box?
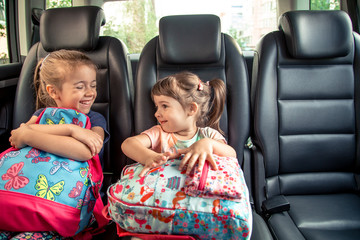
[85,87,95,96]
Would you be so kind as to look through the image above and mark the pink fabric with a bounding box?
[117,225,198,240]
[184,155,245,202]
[0,190,80,237]
[0,107,107,238]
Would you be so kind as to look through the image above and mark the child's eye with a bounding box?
[76,85,84,90]
[91,84,96,89]
[162,104,168,109]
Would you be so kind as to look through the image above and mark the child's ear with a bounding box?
[46,85,59,99]
[188,102,199,116]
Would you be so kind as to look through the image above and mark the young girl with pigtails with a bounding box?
[121,71,236,177]
[110,71,252,239]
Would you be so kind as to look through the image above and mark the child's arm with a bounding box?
[121,134,171,177]
[174,138,236,175]
[10,116,104,160]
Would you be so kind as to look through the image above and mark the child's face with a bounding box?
[153,95,195,134]
[54,65,97,114]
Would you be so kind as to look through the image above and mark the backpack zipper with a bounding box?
[198,161,209,191]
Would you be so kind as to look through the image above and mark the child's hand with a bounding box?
[9,123,31,149]
[174,138,218,175]
[70,125,103,156]
[138,152,171,178]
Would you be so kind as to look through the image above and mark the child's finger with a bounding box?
[208,154,218,171]
[197,153,207,171]
[138,166,151,178]
[186,154,199,175]
[179,153,191,170]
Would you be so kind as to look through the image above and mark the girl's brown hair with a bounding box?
[151,71,226,134]
[33,49,97,109]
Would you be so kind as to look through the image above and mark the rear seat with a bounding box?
[133,14,272,240]
[251,10,360,239]
[16,5,273,239]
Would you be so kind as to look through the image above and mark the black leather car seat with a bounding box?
[13,6,133,193]
[251,10,360,239]
[134,14,272,240]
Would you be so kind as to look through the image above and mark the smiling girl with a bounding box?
[121,71,236,177]
[9,49,108,162]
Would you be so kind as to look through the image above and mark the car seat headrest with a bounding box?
[279,10,353,59]
[159,14,221,64]
[40,6,106,52]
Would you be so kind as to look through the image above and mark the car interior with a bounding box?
[0,0,359,239]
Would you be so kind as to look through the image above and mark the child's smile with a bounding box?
[153,95,196,137]
[54,65,97,114]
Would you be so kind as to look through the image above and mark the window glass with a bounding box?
[102,0,278,53]
[310,0,340,10]
[46,0,72,9]
[0,0,9,64]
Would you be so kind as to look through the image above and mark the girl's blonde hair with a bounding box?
[33,49,97,109]
[151,71,226,134]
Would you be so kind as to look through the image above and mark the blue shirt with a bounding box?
[33,108,109,164]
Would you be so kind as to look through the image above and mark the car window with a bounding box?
[310,0,340,10]
[46,0,72,9]
[0,0,9,64]
[101,0,278,53]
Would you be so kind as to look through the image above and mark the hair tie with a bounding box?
[198,80,204,91]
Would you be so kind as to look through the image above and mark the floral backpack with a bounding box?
[106,155,253,240]
[0,107,108,239]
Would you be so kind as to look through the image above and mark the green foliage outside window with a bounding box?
[0,0,7,63]
[102,0,157,54]
[46,0,72,9]
[311,0,340,10]
[0,0,5,37]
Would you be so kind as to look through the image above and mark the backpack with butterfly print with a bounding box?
[0,108,108,238]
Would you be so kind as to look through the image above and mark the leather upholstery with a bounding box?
[279,10,353,59]
[135,14,249,161]
[135,14,272,240]
[40,6,106,51]
[159,15,221,64]
[252,10,360,239]
[13,6,133,187]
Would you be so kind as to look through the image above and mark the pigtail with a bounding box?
[207,78,226,135]
[33,59,45,109]
[33,55,57,109]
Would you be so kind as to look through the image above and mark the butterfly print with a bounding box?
[35,174,64,201]
[45,117,65,125]
[50,108,57,116]
[79,166,88,178]
[76,187,95,212]
[1,162,29,190]
[50,161,73,175]
[0,150,21,168]
[76,199,84,209]
[72,118,84,127]
[68,181,84,199]
[25,148,50,164]
[46,118,55,125]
